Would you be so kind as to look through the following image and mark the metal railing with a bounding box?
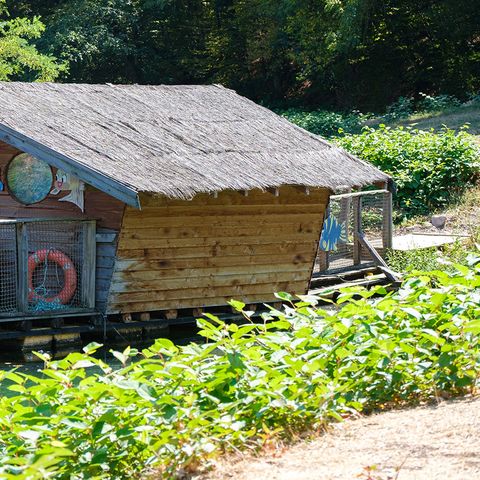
[0,218,96,319]
[314,190,392,276]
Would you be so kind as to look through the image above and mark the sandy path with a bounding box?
[200,396,480,480]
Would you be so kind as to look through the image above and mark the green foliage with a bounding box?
[278,108,365,138]
[386,241,474,274]
[8,0,479,109]
[384,96,414,121]
[386,248,444,274]
[0,0,65,81]
[417,93,461,113]
[1,263,480,477]
[336,125,480,217]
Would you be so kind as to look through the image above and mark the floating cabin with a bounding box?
[0,82,389,329]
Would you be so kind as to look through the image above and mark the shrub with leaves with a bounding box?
[383,96,414,121]
[1,259,480,478]
[417,93,461,112]
[337,125,480,217]
[278,108,365,138]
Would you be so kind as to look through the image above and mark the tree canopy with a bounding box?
[5,0,480,110]
[0,0,64,81]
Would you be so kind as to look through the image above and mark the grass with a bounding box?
[441,187,480,235]
[367,102,480,144]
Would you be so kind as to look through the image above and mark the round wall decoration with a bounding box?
[6,153,53,205]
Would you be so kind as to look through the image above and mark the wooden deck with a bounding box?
[392,233,469,251]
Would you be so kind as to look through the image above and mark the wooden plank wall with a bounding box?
[95,228,119,312]
[0,141,125,230]
[0,141,125,313]
[107,186,329,314]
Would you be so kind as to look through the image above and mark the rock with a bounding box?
[431,215,446,229]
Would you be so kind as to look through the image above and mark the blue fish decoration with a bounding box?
[319,215,346,251]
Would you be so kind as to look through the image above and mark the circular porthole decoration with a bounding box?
[6,153,53,205]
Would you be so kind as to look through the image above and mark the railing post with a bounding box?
[339,190,351,241]
[16,222,28,314]
[353,196,362,265]
[317,205,330,272]
[382,191,393,250]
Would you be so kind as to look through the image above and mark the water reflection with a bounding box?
[0,323,204,373]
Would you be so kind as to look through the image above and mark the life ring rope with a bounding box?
[28,248,78,305]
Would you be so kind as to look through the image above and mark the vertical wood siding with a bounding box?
[95,228,119,313]
[107,187,329,314]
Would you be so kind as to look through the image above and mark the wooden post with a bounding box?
[164,309,178,320]
[318,205,331,272]
[353,196,362,265]
[81,220,96,309]
[339,191,351,242]
[357,233,400,283]
[382,191,393,250]
[16,221,28,314]
[317,251,328,272]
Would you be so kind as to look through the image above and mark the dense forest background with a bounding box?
[5,0,480,111]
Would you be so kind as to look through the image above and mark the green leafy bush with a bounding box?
[279,108,365,138]
[384,96,414,121]
[337,125,480,216]
[1,261,480,478]
[386,237,477,273]
[418,93,461,112]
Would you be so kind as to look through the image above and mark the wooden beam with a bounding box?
[164,309,178,320]
[382,191,393,250]
[240,190,249,197]
[96,233,117,243]
[16,222,28,314]
[0,123,141,209]
[352,196,362,265]
[294,186,310,195]
[81,220,97,310]
[331,189,389,200]
[267,187,279,196]
[357,232,400,283]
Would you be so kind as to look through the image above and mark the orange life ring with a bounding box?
[28,249,77,304]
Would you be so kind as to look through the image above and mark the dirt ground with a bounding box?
[199,396,480,480]
[394,186,480,237]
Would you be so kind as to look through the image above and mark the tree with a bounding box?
[0,0,65,81]
[4,0,479,109]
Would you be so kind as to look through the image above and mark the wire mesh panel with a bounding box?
[314,190,392,276]
[0,224,18,313]
[361,193,389,250]
[25,220,94,314]
[317,195,356,272]
[23,221,95,313]
[0,219,96,319]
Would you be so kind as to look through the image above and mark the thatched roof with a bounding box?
[0,82,388,207]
